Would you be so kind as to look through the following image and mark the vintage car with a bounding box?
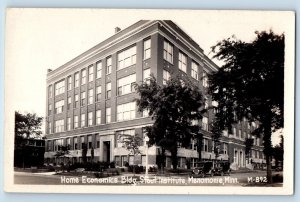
[191,161,215,178]
[213,162,231,176]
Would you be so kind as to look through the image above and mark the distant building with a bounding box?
[44,20,265,170]
[14,138,45,168]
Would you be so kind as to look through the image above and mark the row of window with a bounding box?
[49,39,151,98]
[250,149,264,159]
[202,138,228,155]
[49,39,209,99]
[48,105,208,134]
[48,70,151,115]
[221,127,261,145]
[163,40,209,85]
[48,135,100,152]
[49,101,139,133]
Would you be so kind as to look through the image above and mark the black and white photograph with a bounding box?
[4,9,295,194]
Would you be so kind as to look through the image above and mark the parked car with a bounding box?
[214,161,231,176]
[191,161,215,178]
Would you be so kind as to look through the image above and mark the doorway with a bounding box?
[103,141,111,162]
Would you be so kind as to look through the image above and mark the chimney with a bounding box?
[115,27,121,34]
[47,69,52,73]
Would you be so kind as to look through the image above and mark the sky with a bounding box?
[5,9,293,145]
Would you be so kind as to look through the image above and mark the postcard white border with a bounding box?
[4,8,295,195]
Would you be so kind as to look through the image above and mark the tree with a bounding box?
[54,145,70,172]
[14,111,43,168]
[117,133,143,173]
[117,133,142,156]
[15,111,43,138]
[273,135,284,168]
[208,30,284,183]
[135,74,204,169]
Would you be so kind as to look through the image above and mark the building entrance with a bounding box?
[103,141,111,162]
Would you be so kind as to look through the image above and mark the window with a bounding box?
[48,122,52,134]
[74,94,79,108]
[203,139,208,152]
[204,100,208,109]
[48,104,52,115]
[67,76,72,90]
[96,86,101,101]
[81,136,85,149]
[106,108,111,123]
[96,61,102,79]
[203,72,208,87]
[118,46,137,70]
[144,39,151,60]
[81,92,86,106]
[233,128,236,137]
[88,89,93,105]
[191,119,198,126]
[47,140,52,151]
[55,80,65,96]
[117,129,135,136]
[143,68,151,83]
[163,70,170,85]
[96,110,101,125]
[178,52,187,73]
[67,97,71,110]
[191,62,199,80]
[88,135,93,149]
[74,115,79,128]
[67,117,71,131]
[81,69,86,85]
[106,57,112,74]
[48,85,53,98]
[117,74,136,96]
[96,136,100,148]
[117,102,136,121]
[163,40,173,63]
[223,143,228,155]
[88,112,93,126]
[243,132,246,139]
[54,100,64,114]
[54,139,62,151]
[55,119,64,133]
[88,66,94,82]
[202,117,208,131]
[143,109,149,117]
[81,114,86,127]
[257,138,260,146]
[116,129,135,147]
[212,101,219,113]
[73,137,78,150]
[66,138,71,149]
[223,129,228,136]
[239,129,242,139]
[106,83,111,99]
[74,72,79,88]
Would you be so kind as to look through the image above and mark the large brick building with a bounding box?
[44,20,265,170]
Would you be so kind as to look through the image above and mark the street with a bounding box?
[14,170,282,187]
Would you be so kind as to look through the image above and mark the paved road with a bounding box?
[14,170,282,186]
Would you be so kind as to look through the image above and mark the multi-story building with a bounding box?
[44,20,265,170]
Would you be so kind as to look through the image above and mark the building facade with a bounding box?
[44,20,265,170]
